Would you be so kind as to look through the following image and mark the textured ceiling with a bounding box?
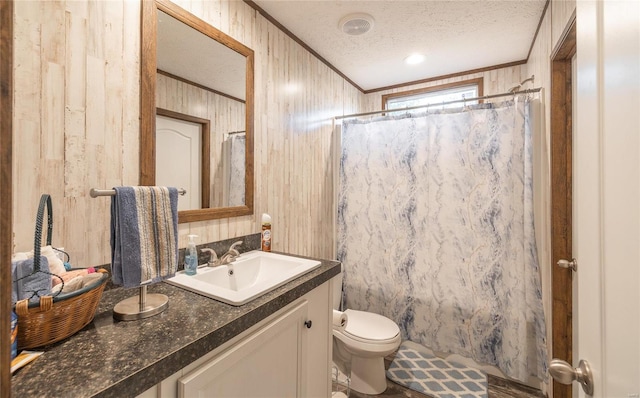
[157,10,246,100]
[251,0,547,91]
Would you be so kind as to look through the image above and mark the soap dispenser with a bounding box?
[185,234,198,275]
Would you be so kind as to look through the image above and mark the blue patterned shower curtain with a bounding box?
[337,99,547,382]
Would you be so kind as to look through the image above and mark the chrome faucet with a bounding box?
[219,241,243,265]
[200,248,219,267]
[201,241,243,267]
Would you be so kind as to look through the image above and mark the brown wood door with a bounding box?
[550,14,576,398]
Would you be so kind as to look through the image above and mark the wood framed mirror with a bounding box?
[141,0,254,223]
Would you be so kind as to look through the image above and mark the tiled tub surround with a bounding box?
[11,248,340,397]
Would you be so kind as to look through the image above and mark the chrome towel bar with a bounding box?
[89,188,186,198]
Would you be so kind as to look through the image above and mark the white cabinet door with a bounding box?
[303,281,332,398]
[178,300,309,397]
[153,279,333,398]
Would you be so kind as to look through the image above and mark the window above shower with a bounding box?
[383,78,483,113]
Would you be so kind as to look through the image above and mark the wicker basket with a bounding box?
[13,194,109,349]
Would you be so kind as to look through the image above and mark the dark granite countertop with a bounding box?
[11,254,340,398]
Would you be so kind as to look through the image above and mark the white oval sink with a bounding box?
[165,250,321,305]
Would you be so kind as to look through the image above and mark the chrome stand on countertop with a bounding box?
[112,285,169,321]
[90,186,185,321]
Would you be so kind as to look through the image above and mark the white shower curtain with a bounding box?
[225,134,245,207]
[337,99,547,382]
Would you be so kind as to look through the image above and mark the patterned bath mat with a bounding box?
[386,341,488,398]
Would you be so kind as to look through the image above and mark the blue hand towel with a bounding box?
[12,256,52,304]
[11,260,18,304]
[110,186,179,288]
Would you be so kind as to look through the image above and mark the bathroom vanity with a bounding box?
[11,254,340,398]
[140,281,331,398]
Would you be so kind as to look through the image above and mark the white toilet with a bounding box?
[332,272,402,395]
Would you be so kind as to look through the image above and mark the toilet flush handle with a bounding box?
[304,320,312,329]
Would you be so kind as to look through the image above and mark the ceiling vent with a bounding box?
[339,13,375,36]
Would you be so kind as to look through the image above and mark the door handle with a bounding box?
[549,358,594,395]
[557,258,577,272]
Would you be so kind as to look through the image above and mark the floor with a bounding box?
[333,352,547,398]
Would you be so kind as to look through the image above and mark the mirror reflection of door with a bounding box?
[156,115,202,211]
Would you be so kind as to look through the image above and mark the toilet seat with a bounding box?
[342,309,400,343]
[338,310,400,345]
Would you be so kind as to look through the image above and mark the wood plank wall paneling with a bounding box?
[12,0,360,265]
[12,0,569,280]
[13,1,140,266]
[551,0,577,51]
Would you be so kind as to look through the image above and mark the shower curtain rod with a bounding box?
[334,87,542,120]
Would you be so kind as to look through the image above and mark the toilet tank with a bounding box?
[332,269,343,310]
